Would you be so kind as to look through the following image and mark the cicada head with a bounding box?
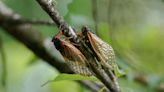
[52,36,72,59]
[52,37,62,51]
[81,26,91,40]
[81,26,88,37]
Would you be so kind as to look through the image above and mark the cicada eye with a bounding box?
[52,37,62,50]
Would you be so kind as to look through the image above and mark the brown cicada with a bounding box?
[81,27,122,89]
[52,36,92,76]
[81,27,116,71]
[80,27,122,91]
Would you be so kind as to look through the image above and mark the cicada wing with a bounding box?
[61,41,93,76]
[87,32,116,69]
[64,58,92,76]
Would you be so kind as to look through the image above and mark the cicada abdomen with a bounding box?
[52,37,92,76]
[81,27,116,70]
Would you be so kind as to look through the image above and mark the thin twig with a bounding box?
[7,18,56,26]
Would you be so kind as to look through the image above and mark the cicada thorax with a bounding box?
[81,27,116,70]
[52,37,93,76]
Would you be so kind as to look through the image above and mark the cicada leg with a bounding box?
[102,61,120,91]
[105,68,120,91]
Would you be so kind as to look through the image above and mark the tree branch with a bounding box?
[79,81,106,92]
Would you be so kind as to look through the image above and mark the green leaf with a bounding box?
[114,65,126,78]
[41,74,99,86]
[54,74,99,81]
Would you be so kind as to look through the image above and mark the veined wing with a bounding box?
[87,31,115,69]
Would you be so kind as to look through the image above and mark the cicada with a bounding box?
[81,27,116,71]
[52,36,92,76]
[81,27,123,90]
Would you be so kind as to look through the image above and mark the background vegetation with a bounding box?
[0,0,164,92]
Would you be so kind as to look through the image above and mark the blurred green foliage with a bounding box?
[0,0,164,92]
